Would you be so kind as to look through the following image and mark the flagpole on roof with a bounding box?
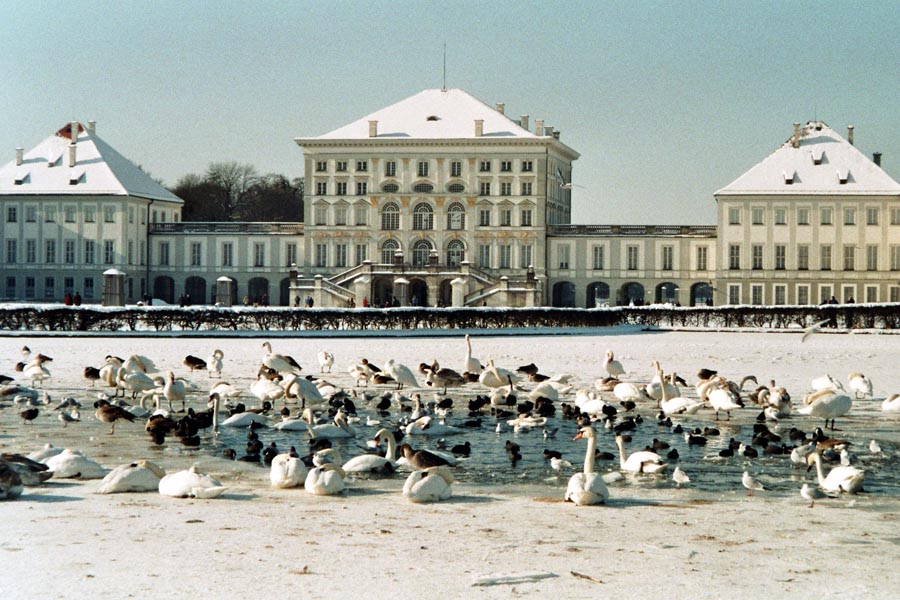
[442,43,447,92]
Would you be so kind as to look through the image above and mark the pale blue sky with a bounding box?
[3,1,898,224]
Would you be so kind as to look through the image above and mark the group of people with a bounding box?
[62,292,82,306]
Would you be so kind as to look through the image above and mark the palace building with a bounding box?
[2,91,898,307]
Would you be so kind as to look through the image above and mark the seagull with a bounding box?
[550,457,572,478]
[869,440,882,454]
[673,466,690,489]
[742,471,766,496]
[559,182,585,190]
[801,318,832,343]
[800,483,830,507]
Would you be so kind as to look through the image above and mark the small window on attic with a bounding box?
[837,168,850,185]
[47,153,62,167]
[783,170,795,185]
[14,169,29,185]
[69,169,84,185]
[426,115,440,121]
[811,149,825,165]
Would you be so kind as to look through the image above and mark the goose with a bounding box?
[564,425,609,506]
[96,461,166,494]
[404,415,462,436]
[397,444,457,469]
[317,351,335,373]
[159,465,227,498]
[83,366,101,386]
[44,448,107,479]
[800,483,831,507]
[207,349,224,378]
[183,355,207,372]
[304,463,346,495]
[742,471,766,496]
[464,334,482,374]
[0,459,23,500]
[807,452,864,494]
[424,362,467,394]
[881,394,900,412]
[615,434,667,474]
[797,392,852,429]
[269,453,308,488]
[1,454,52,486]
[603,350,625,378]
[846,373,873,399]
[261,341,301,374]
[402,465,453,502]
[163,371,187,412]
[384,359,420,390]
[94,399,136,434]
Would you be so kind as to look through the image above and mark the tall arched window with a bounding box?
[412,203,433,230]
[446,239,466,266]
[412,240,432,266]
[381,202,399,230]
[446,202,466,230]
[381,239,400,264]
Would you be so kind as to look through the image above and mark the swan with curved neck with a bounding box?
[807,452,864,493]
[615,434,667,474]
[565,425,608,505]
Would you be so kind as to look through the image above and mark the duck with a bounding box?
[45,448,107,479]
[159,465,227,498]
[269,453,308,488]
[183,355,207,372]
[564,425,609,506]
[614,434,667,474]
[0,459,23,500]
[402,465,454,502]
[207,349,224,378]
[304,463,346,495]
[96,461,166,494]
[94,399,137,434]
[317,351,335,373]
[797,391,852,429]
[1,453,53,485]
[83,366,102,386]
[807,452,864,494]
[261,341,302,374]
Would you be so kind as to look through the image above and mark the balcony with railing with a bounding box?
[150,222,304,235]
[548,224,717,237]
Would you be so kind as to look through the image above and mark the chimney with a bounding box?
[519,115,529,131]
[87,120,96,134]
[544,124,553,136]
[15,147,23,166]
[495,102,505,115]
[68,143,77,167]
[552,130,560,140]
[474,119,484,137]
[873,152,882,167]
[368,120,378,138]
[792,122,801,148]
[847,125,854,145]
[534,119,544,136]
[71,121,79,143]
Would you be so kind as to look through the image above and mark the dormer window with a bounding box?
[811,148,825,165]
[14,168,29,185]
[783,170,796,185]
[426,115,440,121]
[69,169,84,185]
[837,168,850,184]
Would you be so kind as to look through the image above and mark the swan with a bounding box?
[574,389,608,416]
[159,465,227,498]
[22,359,51,387]
[810,374,845,393]
[210,381,242,399]
[807,452,864,493]
[122,354,156,374]
[250,375,285,405]
[464,334,482,375]
[207,349,224,378]
[304,463,346,495]
[348,363,369,387]
[261,341,301,374]
[478,360,520,389]
[613,382,649,403]
[797,392,852,429]
[27,443,63,463]
[96,461,165,494]
[162,371,187,412]
[307,411,356,439]
[708,388,743,420]
[847,373,873,399]
[614,434,667,474]
[402,465,453,502]
[383,359,420,390]
[528,381,561,401]
[404,415,462,436]
[882,394,900,412]
[317,351,335,373]
[269,453,308,488]
[603,350,625,378]
[219,411,268,428]
[655,362,703,416]
[281,374,325,408]
[116,368,157,400]
[44,449,107,479]
[342,444,397,476]
[564,425,609,506]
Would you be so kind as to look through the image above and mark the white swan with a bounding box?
[565,425,609,506]
[404,415,462,436]
[881,394,900,412]
[478,360,520,388]
[23,361,51,387]
[159,465,227,498]
[317,351,335,373]
[615,435,667,474]
[307,411,356,439]
[807,452,864,494]
[797,392,852,429]
[708,388,742,420]
[219,411,268,428]
[810,374,845,393]
[96,461,165,494]
[847,373,873,399]
[528,381,561,401]
[44,449,107,479]
[384,359,420,390]
[613,382,649,403]
[122,354,156,374]
[304,464,346,495]
[603,350,625,378]
[207,349,224,378]
[210,381,242,399]
[281,374,325,408]
[574,389,608,416]
[269,454,307,488]
[402,465,453,503]
[655,362,703,416]
[464,334,482,375]
[261,341,301,374]
[342,446,397,475]
[27,443,63,463]
[116,368,157,400]
[163,371,187,412]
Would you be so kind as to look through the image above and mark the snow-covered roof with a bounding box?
[0,122,182,203]
[716,121,900,196]
[308,88,541,141]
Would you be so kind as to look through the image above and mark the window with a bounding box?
[45,240,56,264]
[450,161,462,177]
[158,242,169,266]
[314,205,327,225]
[222,243,233,267]
[866,286,878,303]
[867,207,879,225]
[356,182,367,195]
[25,277,35,299]
[479,160,491,172]
[104,206,115,223]
[83,277,94,299]
[727,207,740,225]
[382,183,400,193]
[521,160,533,172]
[448,183,465,193]
[336,182,347,195]
[500,160,512,172]
[728,244,740,270]
[334,205,347,226]
[891,208,900,225]
[6,277,15,298]
[381,240,399,264]
[84,240,94,264]
[797,285,809,306]
[477,245,491,268]
[843,245,855,271]
[751,208,764,225]
[774,244,786,270]
[64,240,75,264]
[627,245,639,270]
[412,203,433,230]
[520,208,532,226]
[821,207,833,225]
[412,240,431,266]
[774,208,786,225]
[44,277,55,299]
[190,242,202,266]
[152,210,158,223]
[661,246,674,270]
[592,246,605,270]
[499,245,511,268]
[356,160,367,172]
[751,285,763,305]
[843,208,856,225]
[6,206,17,223]
[336,161,347,172]
[774,285,786,306]
[519,244,533,269]
[797,208,810,225]
[728,284,740,305]
[797,245,809,270]
[44,206,56,223]
[315,161,327,172]
[521,182,532,195]
[25,206,37,222]
[385,161,396,177]
[254,243,265,267]
[127,241,133,265]
[479,182,491,196]
[751,244,763,270]
[128,207,134,224]
[354,203,368,226]
[866,245,878,271]
[6,240,17,263]
[447,240,465,266]
[159,211,167,223]
[891,246,900,271]
[413,182,433,193]
[286,243,297,266]
[335,243,347,268]
[316,181,327,195]
[381,203,399,230]
[25,239,36,263]
[103,240,114,265]
[479,208,491,227]
[820,245,832,270]
[417,161,429,177]
[500,208,512,226]
[447,202,466,230]
[697,246,708,271]
[820,286,833,304]
[893,287,900,302]
[500,182,512,196]
[65,206,76,223]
